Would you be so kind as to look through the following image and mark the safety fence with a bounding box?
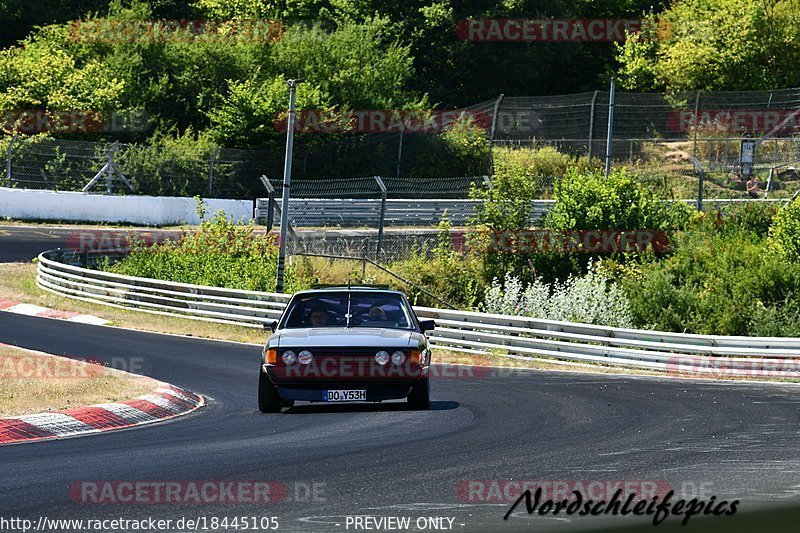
[37,249,800,378]
[5,87,800,200]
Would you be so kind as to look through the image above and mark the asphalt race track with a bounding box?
[2,311,800,532]
[0,226,72,263]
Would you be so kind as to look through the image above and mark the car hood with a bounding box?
[269,328,425,349]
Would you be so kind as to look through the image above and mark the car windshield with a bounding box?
[283,292,413,329]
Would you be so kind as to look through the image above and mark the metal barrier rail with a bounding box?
[36,249,800,377]
[254,197,787,229]
[254,198,554,227]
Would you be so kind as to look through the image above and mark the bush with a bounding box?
[106,209,298,292]
[693,202,779,238]
[621,229,800,335]
[545,167,690,231]
[390,217,485,308]
[770,196,800,262]
[482,264,633,327]
[491,146,600,198]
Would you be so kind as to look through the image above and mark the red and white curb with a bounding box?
[0,299,109,325]
[0,372,204,446]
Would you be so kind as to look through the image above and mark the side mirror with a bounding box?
[419,319,436,333]
[265,320,278,333]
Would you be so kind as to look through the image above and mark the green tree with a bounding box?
[617,0,800,92]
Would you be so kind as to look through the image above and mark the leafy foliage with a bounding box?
[544,167,691,231]
[108,209,299,292]
[617,0,800,92]
[770,196,800,262]
[621,226,800,335]
[482,265,634,327]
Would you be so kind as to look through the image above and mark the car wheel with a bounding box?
[407,377,430,410]
[258,368,282,413]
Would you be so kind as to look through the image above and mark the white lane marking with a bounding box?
[17,413,98,437]
[92,402,160,423]
[155,387,196,404]
[69,314,110,325]
[6,303,50,316]
[135,394,183,414]
[3,303,109,325]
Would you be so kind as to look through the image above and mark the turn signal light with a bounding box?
[409,349,421,366]
[265,348,278,364]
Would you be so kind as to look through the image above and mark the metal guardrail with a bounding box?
[254,198,555,227]
[255,198,788,228]
[36,249,800,377]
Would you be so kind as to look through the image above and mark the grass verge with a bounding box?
[0,344,155,417]
[0,262,266,345]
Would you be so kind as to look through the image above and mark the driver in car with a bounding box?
[309,308,330,327]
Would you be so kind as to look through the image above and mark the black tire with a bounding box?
[281,399,295,408]
[407,376,430,410]
[258,368,282,413]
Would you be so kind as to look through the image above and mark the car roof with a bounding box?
[291,286,406,297]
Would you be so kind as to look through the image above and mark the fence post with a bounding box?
[106,142,119,195]
[604,78,616,178]
[691,89,702,162]
[488,94,505,174]
[374,176,387,261]
[259,176,276,231]
[208,147,220,195]
[6,134,18,186]
[588,90,599,158]
[396,127,404,179]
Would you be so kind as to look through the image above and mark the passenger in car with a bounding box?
[367,306,388,321]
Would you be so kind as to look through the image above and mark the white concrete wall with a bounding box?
[0,187,253,225]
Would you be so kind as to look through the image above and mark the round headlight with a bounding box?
[298,350,313,365]
[375,350,390,365]
[391,351,406,365]
[282,350,297,364]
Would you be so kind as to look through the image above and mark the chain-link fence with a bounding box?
[4,87,800,201]
[494,87,800,198]
[0,137,284,198]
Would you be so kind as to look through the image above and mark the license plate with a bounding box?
[324,389,366,402]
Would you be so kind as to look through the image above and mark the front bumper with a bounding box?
[264,365,429,402]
